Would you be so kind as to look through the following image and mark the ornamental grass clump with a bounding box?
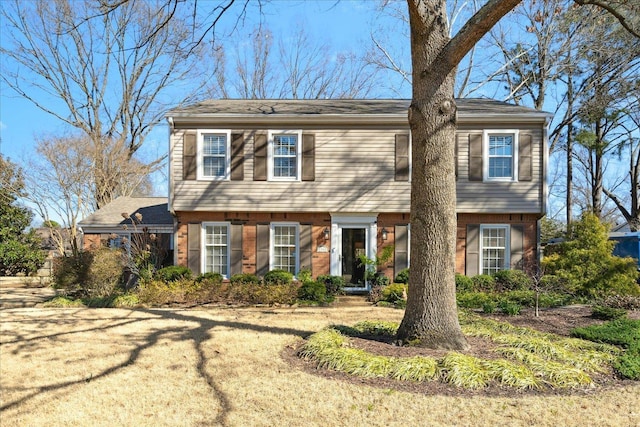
[440,353,491,389]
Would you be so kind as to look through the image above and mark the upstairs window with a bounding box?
[268,130,301,181]
[483,130,519,181]
[198,130,230,180]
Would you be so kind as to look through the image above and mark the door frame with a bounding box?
[330,214,378,292]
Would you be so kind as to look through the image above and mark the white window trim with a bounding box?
[197,129,231,180]
[267,129,302,181]
[479,224,511,275]
[202,222,231,278]
[270,222,300,274]
[483,129,519,182]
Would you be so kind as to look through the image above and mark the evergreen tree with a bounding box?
[0,155,46,275]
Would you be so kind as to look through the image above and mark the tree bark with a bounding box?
[397,0,521,350]
[396,0,467,350]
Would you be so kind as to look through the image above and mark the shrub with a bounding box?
[264,269,294,285]
[195,272,224,284]
[571,318,640,380]
[591,305,628,321]
[482,300,497,314]
[381,283,407,306]
[367,284,384,304]
[317,274,345,297]
[154,265,192,282]
[394,268,410,284]
[297,269,313,284]
[600,294,640,310]
[297,280,327,303]
[471,274,496,293]
[500,290,536,307]
[498,300,522,316]
[456,291,492,309]
[493,270,532,291]
[52,252,92,294]
[455,273,474,293]
[543,213,640,299]
[230,273,261,284]
[371,273,390,287]
[85,248,126,298]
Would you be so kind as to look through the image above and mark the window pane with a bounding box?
[205,225,228,276]
[273,226,297,273]
[481,227,507,275]
[488,135,513,178]
[273,134,297,178]
[202,134,226,177]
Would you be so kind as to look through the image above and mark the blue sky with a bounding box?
[0,1,404,166]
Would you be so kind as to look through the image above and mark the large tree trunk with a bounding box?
[396,0,468,350]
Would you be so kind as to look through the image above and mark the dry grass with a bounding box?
[1,304,639,427]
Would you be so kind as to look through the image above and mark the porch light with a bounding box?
[323,227,330,240]
[381,228,388,240]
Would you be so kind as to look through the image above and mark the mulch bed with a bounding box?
[282,305,640,397]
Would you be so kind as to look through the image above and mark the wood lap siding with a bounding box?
[171,127,543,214]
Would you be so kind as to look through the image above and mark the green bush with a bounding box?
[571,318,640,380]
[85,248,126,298]
[317,274,345,296]
[264,269,294,285]
[591,305,628,321]
[493,270,532,291]
[371,273,390,287]
[456,291,492,309]
[500,290,536,307]
[543,213,640,299]
[230,273,261,284]
[455,273,474,293]
[298,280,327,303]
[196,272,224,284]
[381,283,407,305]
[394,268,410,284]
[482,300,497,314]
[155,265,192,282]
[471,274,496,293]
[498,300,522,316]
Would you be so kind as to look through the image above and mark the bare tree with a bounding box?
[1,0,208,208]
[209,25,379,99]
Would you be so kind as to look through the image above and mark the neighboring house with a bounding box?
[166,99,550,291]
[79,196,174,266]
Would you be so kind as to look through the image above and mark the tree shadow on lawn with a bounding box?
[0,308,314,426]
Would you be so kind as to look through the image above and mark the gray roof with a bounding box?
[167,98,551,121]
[79,197,172,228]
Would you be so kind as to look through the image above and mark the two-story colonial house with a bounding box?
[165,99,549,291]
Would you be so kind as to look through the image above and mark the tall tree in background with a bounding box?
[0,0,207,208]
[210,25,379,99]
